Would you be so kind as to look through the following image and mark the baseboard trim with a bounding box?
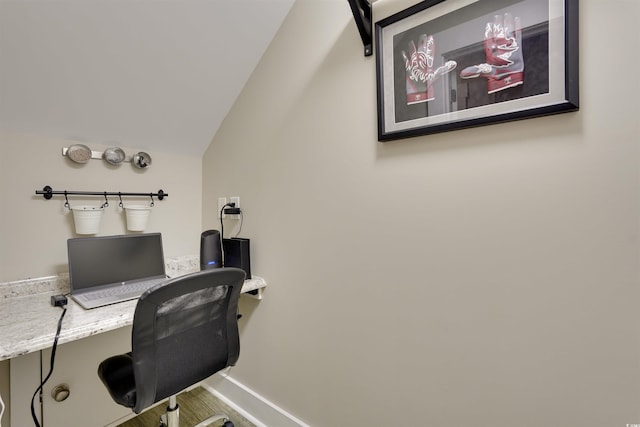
[203,373,309,427]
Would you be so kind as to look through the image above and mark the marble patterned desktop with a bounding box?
[0,255,265,361]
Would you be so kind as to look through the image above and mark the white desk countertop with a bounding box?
[0,258,265,361]
[0,288,139,361]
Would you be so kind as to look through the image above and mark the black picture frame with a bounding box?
[375,0,578,141]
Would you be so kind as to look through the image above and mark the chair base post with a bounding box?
[158,393,233,427]
[160,395,180,427]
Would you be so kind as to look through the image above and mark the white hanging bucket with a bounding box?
[124,205,152,231]
[71,205,104,234]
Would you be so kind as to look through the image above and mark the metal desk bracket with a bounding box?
[347,0,372,57]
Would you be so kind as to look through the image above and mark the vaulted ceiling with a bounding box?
[0,0,295,156]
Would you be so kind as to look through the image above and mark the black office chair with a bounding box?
[98,268,246,427]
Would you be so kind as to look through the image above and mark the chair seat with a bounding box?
[98,353,137,409]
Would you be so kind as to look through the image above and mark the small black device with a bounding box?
[51,294,68,307]
[200,230,222,270]
[222,237,251,279]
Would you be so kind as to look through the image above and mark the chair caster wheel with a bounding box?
[222,421,234,427]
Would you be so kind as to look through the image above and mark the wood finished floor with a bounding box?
[116,386,255,427]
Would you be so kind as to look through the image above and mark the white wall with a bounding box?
[0,132,202,282]
[203,0,640,426]
[0,132,202,426]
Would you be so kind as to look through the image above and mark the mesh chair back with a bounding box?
[130,268,245,413]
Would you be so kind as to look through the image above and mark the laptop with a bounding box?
[67,233,169,309]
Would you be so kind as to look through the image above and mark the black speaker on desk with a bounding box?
[223,238,251,279]
[200,230,222,270]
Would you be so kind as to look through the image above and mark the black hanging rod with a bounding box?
[36,185,167,200]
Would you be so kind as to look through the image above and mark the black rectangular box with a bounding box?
[222,238,251,279]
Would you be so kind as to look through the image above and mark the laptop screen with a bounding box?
[67,233,166,292]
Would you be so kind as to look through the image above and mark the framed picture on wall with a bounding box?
[375,0,579,142]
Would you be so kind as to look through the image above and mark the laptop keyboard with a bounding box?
[82,277,167,301]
